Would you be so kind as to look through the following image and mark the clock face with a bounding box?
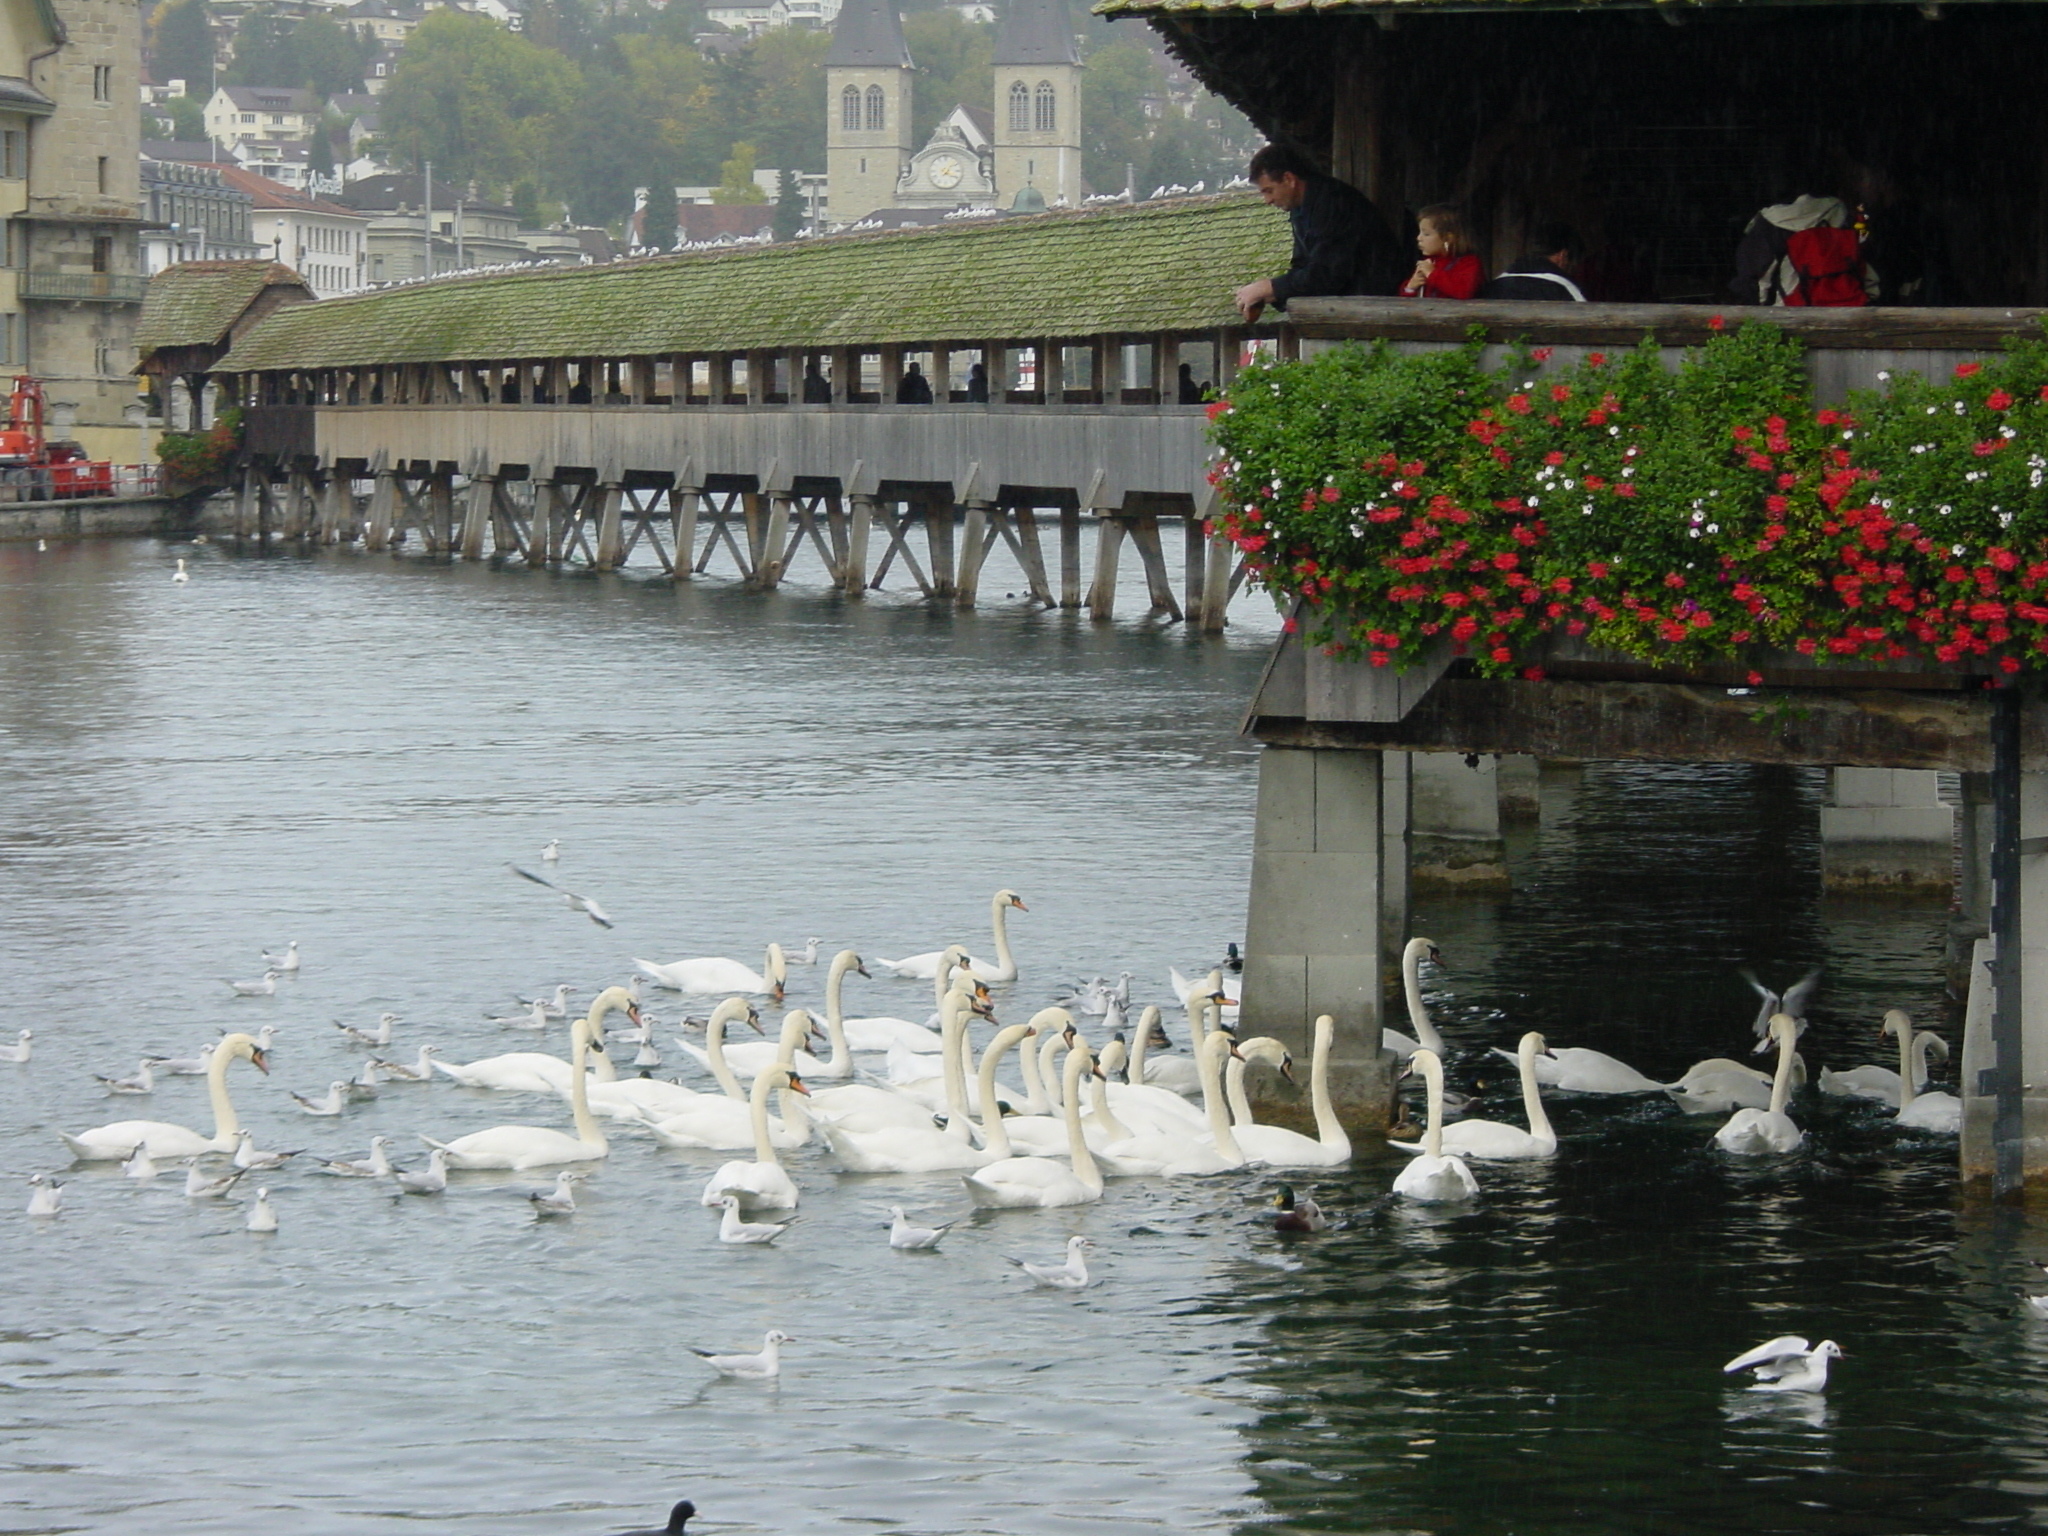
[930,156,964,189]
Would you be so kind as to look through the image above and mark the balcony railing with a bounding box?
[19,271,147,304]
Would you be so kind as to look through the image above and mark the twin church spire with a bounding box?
[825,0,1084,227]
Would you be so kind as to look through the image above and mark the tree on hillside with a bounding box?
[710,142,766,204]
[1079,37,1160,194]
[150,0,216,94]
[903,10,989,148]
[223,6,293,85]
[773,168,804,240]
[744,27,828,174]
[381,12,577,191]
[292,15,367,97]
[161,94,207,142]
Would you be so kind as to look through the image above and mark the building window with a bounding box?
[92,65,109,100]
[840,84,859,132]
[864,85,884,132]
[94,341,110,375]
[91,235,110,272]
[0,129,20,180]
[1035,81,1056,133]
[1008,80,1029,133]
[96,156,107,194]
[2,314,15,365]
[4,221,22,267]
[241,112,255,123]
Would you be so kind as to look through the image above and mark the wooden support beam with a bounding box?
[929,346,952,403]
[593,467,627,571]
[527,468,553,566]
[879,345,903,403]
[1039,342,1063,404]
[956,500,991,608]
[1157,334,1182,403]
[1184,512,1207,621]
[845,494,873,597]
[1059,504,1082,608]
[1201,524,1234,633]
[428,470,456,554]
[924,496,955,599]
[672,475,701,580]
[317,466,348,544]
[1006,505,1055,606]
[459,468,495,558]
[1130,514,1183,620]
[759,490,791,588]
[1087,515,1125,619]
[363,465,396,551]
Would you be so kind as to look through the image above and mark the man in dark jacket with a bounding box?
[1478,223,1587,301]
[1233,144,1405,323]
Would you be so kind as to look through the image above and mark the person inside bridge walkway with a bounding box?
[1479,223,1588,301]
[803,360,831,403]
[1232,143,1406,324]
[897,362,933,404]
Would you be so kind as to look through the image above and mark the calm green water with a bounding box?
[0,538,2037,1536]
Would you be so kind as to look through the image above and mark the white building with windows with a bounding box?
[217,165,369,298]
[203,85,320,147]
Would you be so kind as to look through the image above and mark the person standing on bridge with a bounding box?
[1233,144,1405,324]
[897,362,934,405]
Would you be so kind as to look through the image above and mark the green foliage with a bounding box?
[904,11,989,148]
[1209,324,2048,677]
[1079,37,1158,196]
[773,167,803,241]
[149,0,215,96]
[161,93,207,142]
[156,406,243,487]
[711,141,766,204]
[381,12,577,191]
[226,6,362,92]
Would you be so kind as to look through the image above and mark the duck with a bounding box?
[699,1065,809,1211]
[635,942,788,1000]
[609,1500,695,1536]
[1394,1030,1556,1160]
[1713,1012,1805,1155]
[1227,1016,1353,1169]
[876,889,1027,982]
[1889,1010,1961,1134]
[963,1040,1103,1209]
[1272,1184,1329,1233]
[1390,1049,1479,1203]
[60,1032,270,1160]
[1384,938,1448,1057]
[420,992,625,1170]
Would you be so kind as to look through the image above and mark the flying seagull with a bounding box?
[509,865,615,928]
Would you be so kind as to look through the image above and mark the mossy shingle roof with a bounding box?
[216,195,1291,373]
[1094,0,1942,12]
[136,261,308,353]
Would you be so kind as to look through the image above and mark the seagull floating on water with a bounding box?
[0,1029,32,1063]
[392,1148,450,1195]
[317,1136,395,1178]
[25,1173,62,1215]
[245,1188,278,1233]
[227,971,281,997]
[261,941,301,972]
[94,1060,155,1095]
[371,1046,439,1081]
[1008,1235,1095,1289]
[690,1329,790,1378]
[1723,1335,1842,1393]
[121,1145,158,1180]
[541,838,561,862]
[527,1171,582,1216]
[291,1081,350,1116]
[887,1206,954,1250]
[232,1129,302,1171]
[336,1014,399,1047]
[509,864,615,928]
[144,1044,214,1075]
[717,1195,793,1244]
[184,1164,247,1200]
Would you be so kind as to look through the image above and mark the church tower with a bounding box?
[991,0,1083,209]
[825,0,913,226]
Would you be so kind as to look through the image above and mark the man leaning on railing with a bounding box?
[1232,144,1406,325]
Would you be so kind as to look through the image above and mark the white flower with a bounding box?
[1707,523,1720,533]
[1563,479,1577,490]
[1940,505,1953,515]
[2002,426,2018,439]
[1955,402,1968,415]
[1953,544,1966,556]
[1842,430,1855,439]
[1689,527,1701,538]
[1878,370,1892,381]
[1527,496,1540,508]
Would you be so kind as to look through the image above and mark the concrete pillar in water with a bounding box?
[1952,772,1992,993]
[1239,746,1395,1136]
[1496,754,1541,824]
[1820,768,1954,896]
[1380,750,1412,972]
[1408,751,1510,892]
[1961,767,2048,1190]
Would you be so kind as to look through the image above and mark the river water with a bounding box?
[0,537,2040,1536]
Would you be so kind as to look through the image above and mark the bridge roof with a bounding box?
[215,194,1288,373]
[137,260,310,354]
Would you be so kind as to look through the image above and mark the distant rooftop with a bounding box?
[827,0,911,68]
[993,0,1079,66]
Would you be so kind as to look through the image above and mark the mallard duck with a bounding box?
[1272,1183,1330,1233]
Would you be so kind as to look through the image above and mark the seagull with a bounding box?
[121,1145,158,1181]
[184,1164,247,1199]
[887,1206,954,1250]
[514,984,577,1018]
[392,1148,450,1195]
[262,940,301,972]
[232,1130,302,1172]
[490,1000,553,1030]
[527,1171,582,1217]
[316,1136,395,1178]
[350,1060,383,1094]
[1740,967,1822,1039]
[94,1059,156,1095]
[787,937,822,966]
[25,1173,62,1215]
[509,864,615,928]
[291,1081,350,1116]
[1273,1184,1330,1233]
[1723,1336,1842,1393]
[336,1014,400,1047]
[609,1499,697,1536]
[245,1188,279,1233]
[0,1028,32,1062]
[632,1041,661,1069]
[717,1195,793,1245]
[172,558,189,584]
[2027,1295,2048,1320]
[1007,1235,1095,1290]
[223,1024,280,1052]
[371,1046,439,1081]
[227,970,281,997]
[144,1044,214,1075]
[541,838,561,862]
[689,1329,791,1379]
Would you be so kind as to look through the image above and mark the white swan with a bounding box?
[420,993,623,1170]
[1391,1049,1479,1202]
[1145,983,1219,1097]
[172,557,189,583]
[1097,1028,1244,1176]
[1714,1012,1804,1155]
[1229,1015,1353,1169]
[822,1019,1026,1173]
[678,1005,826,1086]
[963,1040,1103,1208]
[832,949,946,1054]
[1106,1004,1210,1134]
[642,1012,816,1151]
[808,986,982,1136]
[1821,1009,1946,1106]
[60,1032,270,1161]
[1169,964,1240,1023]
[1510,1043,1665,1095]
[434,990,631,1094]
[700,1064,808,1211]
[587,997,755,1122]
[1891,1010,1961,1133]
[1394,1031,1557,1160]
[876,889,1027,983]
[1664,1055,1779,1115]
[1384,938,1447,1057]
[635,942,788,1000]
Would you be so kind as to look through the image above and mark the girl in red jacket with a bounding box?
[1401,204,1483,299]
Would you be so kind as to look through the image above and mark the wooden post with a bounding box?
[672,480,702,580]
[363,462,396,551]
[1157,334,1182,403]
[956,500,991,608]
[758,491,791,589]
[846,494,874,596]
[593,467,627,571]
[787,349,806,404]
[880,345,903,403]
[1201,523,1233,633]
[1012,505,1054,606]
[925,495,955,599]
[317,465,348,544]
[1059,504,1082,608]
[1039,342,1063,404]
[527,467,553,567]
[1217,327,1244,390]
[1183,511,1207,620]
[709,355,732,406]
[1130,514,1182,620]
[745,352,768,407]
[1087,516,1125,619]
[459,468,495,558]
[930,346,952,403]
[427,469,456,554]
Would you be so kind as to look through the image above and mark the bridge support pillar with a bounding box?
[459,471,496,560]
[1087,515,1125,619]
[1130,515,1182,620]
[1059,505,1082,609]
[593,477,627,572]
[316,466,349,544]
[672,483,701,580]
[755,491,791,589]
[282,467,314,540]
[425,469,455,555]
[956,500,991,609]
[1240,745,1396,1138]
[1198,527,1232,633]
[844,494,874,596]
[363,466,396,552]
[1408,750,1510,892]
[925,496,955,600]
[528,472,555,568]
[1011,506,1054,607]
[1820,768,1954,896]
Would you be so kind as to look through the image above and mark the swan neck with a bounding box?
[748,1065,781,1165]
[1422,1053,1445,1159]
[1519,1035,1554,1139]
[942,996,974,1141]
[1018,1025,1048,1113]
[989,894,1014,972]
[206,1040,242,1143]
[977,1029,1019,1157]
[1897,1020,1919,1109]
[1307,1017,1348,1154]
[1403,947,1445,1054]
[1062,1047,1101,1191]
[1201,1032,1242,1161]
[706,1004,744,1100]
[1769,1026,1796,1116]
[1224,1051,1253,1127]
[1130,1007,1154,1075]
[568,1017,604,1151]
[1087,1063,1129,1143]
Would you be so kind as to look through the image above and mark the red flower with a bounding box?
[1588,353,1607,366]
[1551,384,1572,403]
[1989,390,2015,411]
[1491,647,1513,663]
[1206,401,1230,421]
[1531,347,1554,362]
[1320,486,1340,503]
[1746,670,1763,685]
[1765,495,1789,514]
[1709,314,1726,331]
[1663,573,1686,589]
[1369,651,1391,667]
[1506,393,1532,415]
[1956,361,1983,378]
[1282,618,1298,633]
[1522,666,1546,680]
[1588,561,1610,578]
[1796,637,1817,654]
[2002,655,2023,673]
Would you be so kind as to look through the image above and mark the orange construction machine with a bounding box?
[0,375,113,498]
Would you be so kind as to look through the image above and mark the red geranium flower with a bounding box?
[1956,362,1983,378]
